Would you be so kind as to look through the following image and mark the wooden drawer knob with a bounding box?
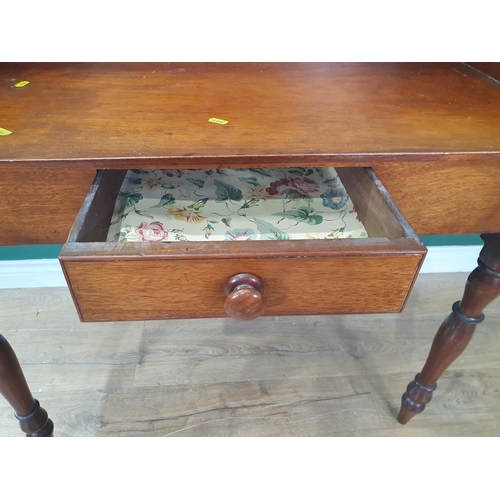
[224,273,266,321]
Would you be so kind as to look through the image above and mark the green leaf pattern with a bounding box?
[107,167,367,242]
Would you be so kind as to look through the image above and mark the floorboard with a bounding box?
[1,272,500,437]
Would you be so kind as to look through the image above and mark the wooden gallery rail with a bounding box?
[1,62,500,436]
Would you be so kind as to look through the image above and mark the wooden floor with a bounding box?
[1,272,500,437]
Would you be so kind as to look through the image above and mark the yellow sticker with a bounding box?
[14,81,30,88]
[208,117,228,125]
[0,128,12,136]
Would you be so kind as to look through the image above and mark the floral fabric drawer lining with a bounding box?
[106,167,368,243]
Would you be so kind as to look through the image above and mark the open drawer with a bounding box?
[59,167,427,322]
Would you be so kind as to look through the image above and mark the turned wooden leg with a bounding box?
[398,233,500,424]
[0,335,54,436]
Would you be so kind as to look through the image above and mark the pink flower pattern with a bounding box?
[289,177,319,195]
[134,221,169,242]
[266,178,291,195]
[266,177,319,196]
[109,168,367,242]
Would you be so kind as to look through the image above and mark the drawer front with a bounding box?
[62,255,422,322]
[60,167,426,322]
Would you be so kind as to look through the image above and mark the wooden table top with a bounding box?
[1,62,500,168]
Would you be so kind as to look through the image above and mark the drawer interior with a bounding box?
[60,166,426,321]
[68,167,410,245]
[107,168,369,243]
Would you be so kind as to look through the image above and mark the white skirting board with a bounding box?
[0,259,67,289]
[0,246,483,290]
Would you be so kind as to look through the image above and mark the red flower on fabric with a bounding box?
[288,177,319,195]
[134,221,169,242]
[266,177,319,196]
[265,178,291,195]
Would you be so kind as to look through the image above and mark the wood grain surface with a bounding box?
[61,255,422,321]
[373,158,500,234]
[466,63,500,83]
[2,63,500,165]
[1,272,500,437]
[0,164,96,245]
[1,63,500,244]
[2,158,499,244]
